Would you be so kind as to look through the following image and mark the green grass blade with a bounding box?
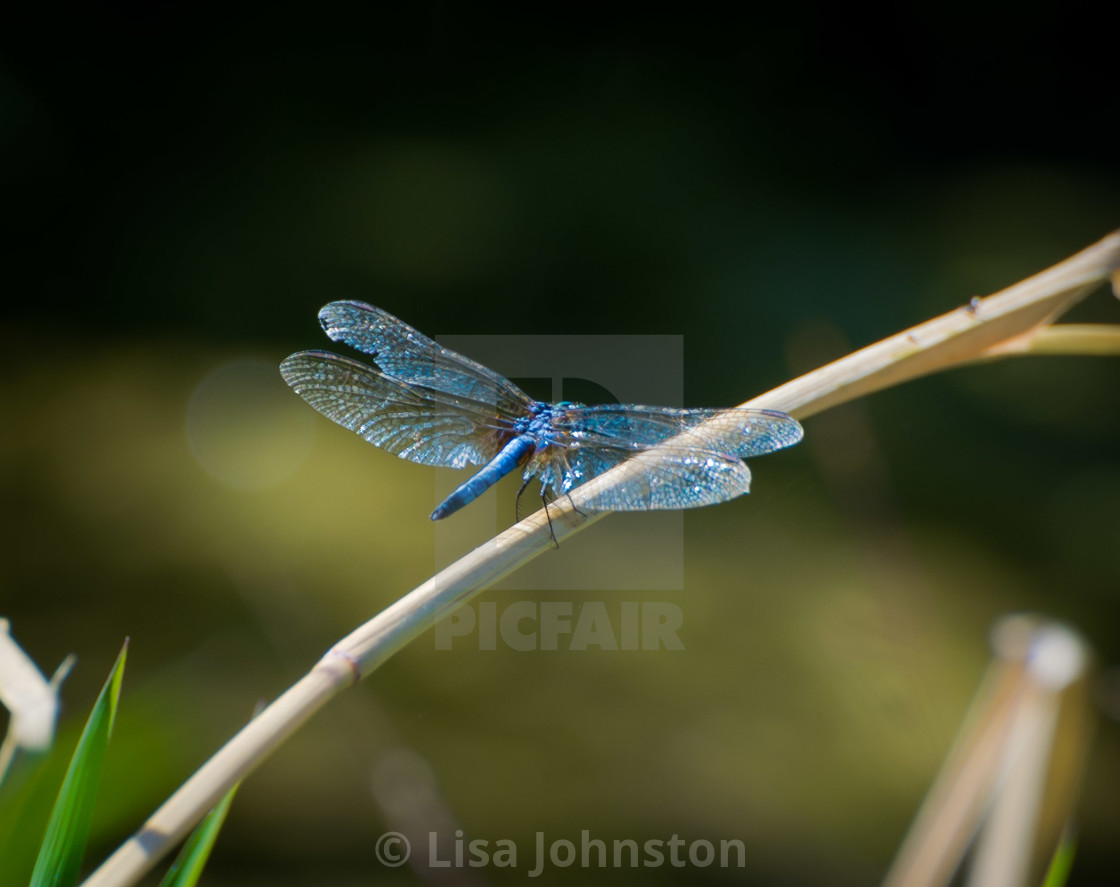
[29,640,128,887]
[1041,829,1077,887]
[157,782,239,887]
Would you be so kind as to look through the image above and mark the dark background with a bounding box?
[2,5,1118,885]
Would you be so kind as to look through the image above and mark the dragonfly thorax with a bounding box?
[514,404,565,441]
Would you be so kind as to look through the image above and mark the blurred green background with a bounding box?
[2,6,1118,885]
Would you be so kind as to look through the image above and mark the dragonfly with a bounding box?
[280,302,803,533]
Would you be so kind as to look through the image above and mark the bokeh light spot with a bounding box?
[187,359,314,489]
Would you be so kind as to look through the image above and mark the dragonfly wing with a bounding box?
[280,351,513,468]
[685,407,803,458]
[531,404,801,511]
[318,301,535,415]
[541,442,754,511]
[555,404,803,458]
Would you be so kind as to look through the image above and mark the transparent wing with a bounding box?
[552,404,803,458]
[317,301,535,415]
[536,441,755,511]
[583,445,756,511]
[280,350,515,469]
[532,405,802,511]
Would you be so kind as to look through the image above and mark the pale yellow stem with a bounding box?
[998,323,1120,356]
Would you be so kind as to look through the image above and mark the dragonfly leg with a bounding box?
[540,484,559,548]
[515,475,533,523]
[564,491,586,518]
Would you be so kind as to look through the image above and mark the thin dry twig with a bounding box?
[881,616,1094,887]
[82,231,1120,887]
